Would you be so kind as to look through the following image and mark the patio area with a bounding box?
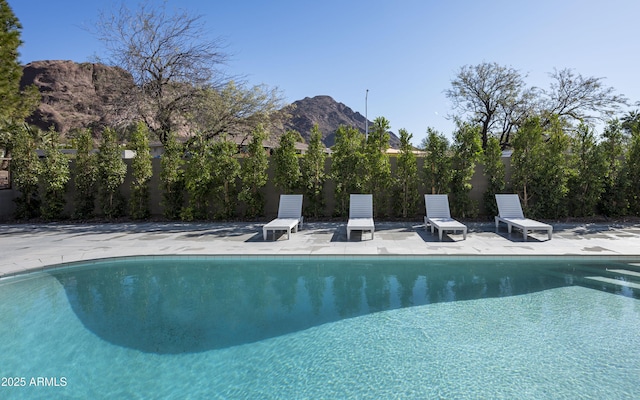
[2,220,640,277]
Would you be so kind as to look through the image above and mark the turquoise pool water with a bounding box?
[1,256,639,399]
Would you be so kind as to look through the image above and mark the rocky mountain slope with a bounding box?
[20,60,399,147]
[20,60,133,133]
[282,95,400,148]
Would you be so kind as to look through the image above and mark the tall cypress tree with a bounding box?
[331,125,365,217]
[239,125,269,218]
[450,122,482,218]
[129,122,153,219]
[11,125,41,218]
[160,132,184,219]
[97,127,127,218]
[598,119,628,217]
[394,128,419,218]
[421,128,452,195]
[273,130,301,194]
[482,136,505,217]
[72,128,97,219]
[0,0,39,160]
[301,125,326,218]
[40,127,70,219]
[364,117,391,217]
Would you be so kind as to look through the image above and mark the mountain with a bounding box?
[281,95,400,148]
[20,60,134,133]
[20,61,400,147]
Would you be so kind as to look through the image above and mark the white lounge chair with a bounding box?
[495,194,552,241]
[263,194,304,240]
[347,194,374,240]
[424,194,467,241]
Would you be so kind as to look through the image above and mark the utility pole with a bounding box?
[365,89,369,141]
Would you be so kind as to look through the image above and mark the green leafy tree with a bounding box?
[0,0,40,165]
[210,138,240,219]
[39,128,70,219]
[128,121,153,219]
[273,130,301,194]
[511,117,545,211]
[239,125,269,218]
[11,125,41,219]
[160,132,184,219]
[482,136,505,217]
[511,115,570,218]
[300,125,326,218]
[364,117,392,217]
[567,123,605,217]
[72,128,97,219]
[190,81,286,142]
[450,122,482,218]
[393,128,419,218]
[181,136,214,220]
[598,119,628,216]
[421,128,451,195]
[96,127,127,218]
[625,116,640,215]
[331,125,365,217]
[535,116,571,218]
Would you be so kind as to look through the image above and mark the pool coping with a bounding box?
[4,253,640,281]
[2,221,640,279]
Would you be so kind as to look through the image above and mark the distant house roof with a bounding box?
[385,148,426,156]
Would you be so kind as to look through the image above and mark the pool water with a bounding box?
[1,256,639,399]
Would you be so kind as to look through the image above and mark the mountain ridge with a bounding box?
[20,60,400,147]
[281,95,400,148]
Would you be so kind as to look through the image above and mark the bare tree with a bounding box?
[446,62,531,149]
[93,2,228,144]
[542,68,628,125]
[447,63,628,149]
[497,85,537,147]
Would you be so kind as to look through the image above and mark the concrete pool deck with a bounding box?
[2,221,640,277]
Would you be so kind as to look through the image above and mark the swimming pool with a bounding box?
[1,256,639,398]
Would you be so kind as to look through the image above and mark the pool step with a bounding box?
[583,276,640,290]
[607,269,640,279]
[565,264,640,296]
[582,266,640,295]
[540,262,640,297]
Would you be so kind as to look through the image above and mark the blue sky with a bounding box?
[10,0,640,145]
